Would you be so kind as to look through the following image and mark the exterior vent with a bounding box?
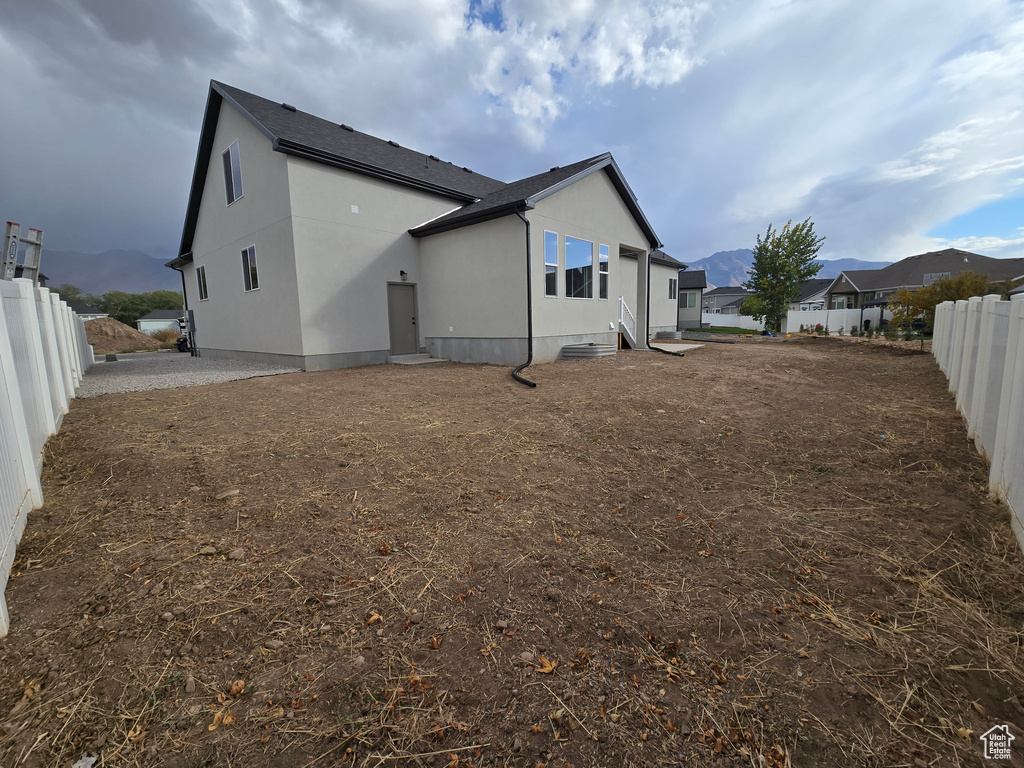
[550,166,560,172]
[429,155,439,161]
[462,167,473,173]
[388,140,400,147]
[340,124,354,132]
[281,103,296,112]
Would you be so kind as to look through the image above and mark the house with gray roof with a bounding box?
[136,309,183,334]
[702,286,749,315]
[789,278,831,312]
[167,81,680,371]
[676,269,706,329]
[824,249,1024,310]
[64,299,106,321]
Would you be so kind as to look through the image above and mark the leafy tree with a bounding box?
[96,289,183,326]
[743,218,825,333]
[54,283,84,301]
[738,295,765,317]
[887,271,993,331]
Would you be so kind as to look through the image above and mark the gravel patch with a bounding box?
[77,351,302,397]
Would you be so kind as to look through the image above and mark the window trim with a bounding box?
[564,235,595,300]
[222,140,243,206]
[543,230,558,298]
[196,265,209,301]
[598,244,609,300]
[669,278,678,300]
[241,245,260,292]
[680,290,696,309]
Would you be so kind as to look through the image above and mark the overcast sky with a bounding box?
[1,0,1022,266]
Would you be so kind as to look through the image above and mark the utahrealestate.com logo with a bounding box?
[980,725,1014,760]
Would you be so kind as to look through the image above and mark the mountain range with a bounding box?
[687,249,892,290]
[37,249,180,296]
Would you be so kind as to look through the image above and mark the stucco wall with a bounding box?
[418,215,527,343]
[184,102,303,357]
[649,262,679,332]
[286,157,462,359]
[527,170,650,342]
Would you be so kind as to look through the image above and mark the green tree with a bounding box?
[97,289,183,326]
[54,283,84,301]
[738,295,765,317]
[887,271,994,331]
[744,218,825,333]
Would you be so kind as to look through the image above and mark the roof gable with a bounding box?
[408,153,661,247]
[678,270,707,289]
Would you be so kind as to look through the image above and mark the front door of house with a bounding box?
[387,283,418,355]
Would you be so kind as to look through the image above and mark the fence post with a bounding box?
[13,279,57,436]
[36,287,68,420]
[968,295,1005,455]
[990,294,1024,501]
[948,300,969,393]
[49,293,75,399]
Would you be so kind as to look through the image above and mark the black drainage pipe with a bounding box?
[512,211,537,387]
[646,252,686,358]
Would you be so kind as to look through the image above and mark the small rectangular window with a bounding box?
[544,231,558,297]
[241,245,259,291]
[565,236,593,299]
[681,291,696,309]
[196,265,209,301]
[669,278,678,300]
[222,140,243,205]
[599,244,609,299]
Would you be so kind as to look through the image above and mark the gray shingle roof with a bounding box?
[139,309,184,321]
[831,249,1024,293]
[678,270,707,289]
[651,249,685,268]
[703,286,750,298]
[65,299,103,315]
[793,278,832,302]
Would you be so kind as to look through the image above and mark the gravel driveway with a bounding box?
[77,351,302,397]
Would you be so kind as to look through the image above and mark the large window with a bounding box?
[241,245,259,291]
[544,231,558,297]
[222,140,243,205]
[599,244,609,299]
[196,265,209,301]
[565,236,594,298]
[680,291,696,309]
[669,278,678,300]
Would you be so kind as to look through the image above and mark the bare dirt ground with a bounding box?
[85,318,162,354]
[2,337,1023,768]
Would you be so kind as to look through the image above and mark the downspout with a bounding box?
[512,211,537,387]
[645,251,686,358]
[171,264,197,357]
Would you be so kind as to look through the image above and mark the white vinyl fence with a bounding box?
[933,294,1024,554]
[700,307,892,334]
[1,279,93,635]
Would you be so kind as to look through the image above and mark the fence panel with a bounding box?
[934,293,1024,555]
[0,285,90,636]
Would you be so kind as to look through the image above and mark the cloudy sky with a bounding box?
[1,0,1022,266]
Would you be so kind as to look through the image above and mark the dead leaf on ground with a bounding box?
[229,679,245,697]
[537,656,558,674]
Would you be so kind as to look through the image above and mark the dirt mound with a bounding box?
[84,316,161,353]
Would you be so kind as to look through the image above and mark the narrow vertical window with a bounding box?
[196,265,209,301]
[241,245,259,291]
[599,244,609,299]
[669,278,677,300]
[565,236,594,299]
[222,140,243,205]
[544,231,558,297]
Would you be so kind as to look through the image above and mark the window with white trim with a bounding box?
[196,265,209,301]
[222,140,243,205]
[669,278,678,300]
[241,245,259,291]
[680,291,696,309]
[599,244,609,299]
[544,231,558,297]
[565,236,593,298]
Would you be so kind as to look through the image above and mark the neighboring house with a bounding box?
[824,249,1024,310]
[12,267,48,286]
[676,269,706,329]
[702,286,749,314]
[167,81,675,370]
[789,278,831,312]
[64,299,107,321]
[136,309,183,334]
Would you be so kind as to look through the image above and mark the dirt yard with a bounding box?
[2,337,1022,768]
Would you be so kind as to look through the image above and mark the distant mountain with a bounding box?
[39,249,179,295]
[688,249,891,289]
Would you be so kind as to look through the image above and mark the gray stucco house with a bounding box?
[168,81,681,371]
[676,269,706,329]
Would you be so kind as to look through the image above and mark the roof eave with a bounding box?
[276,140,478,204]
[409,201,533,238]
